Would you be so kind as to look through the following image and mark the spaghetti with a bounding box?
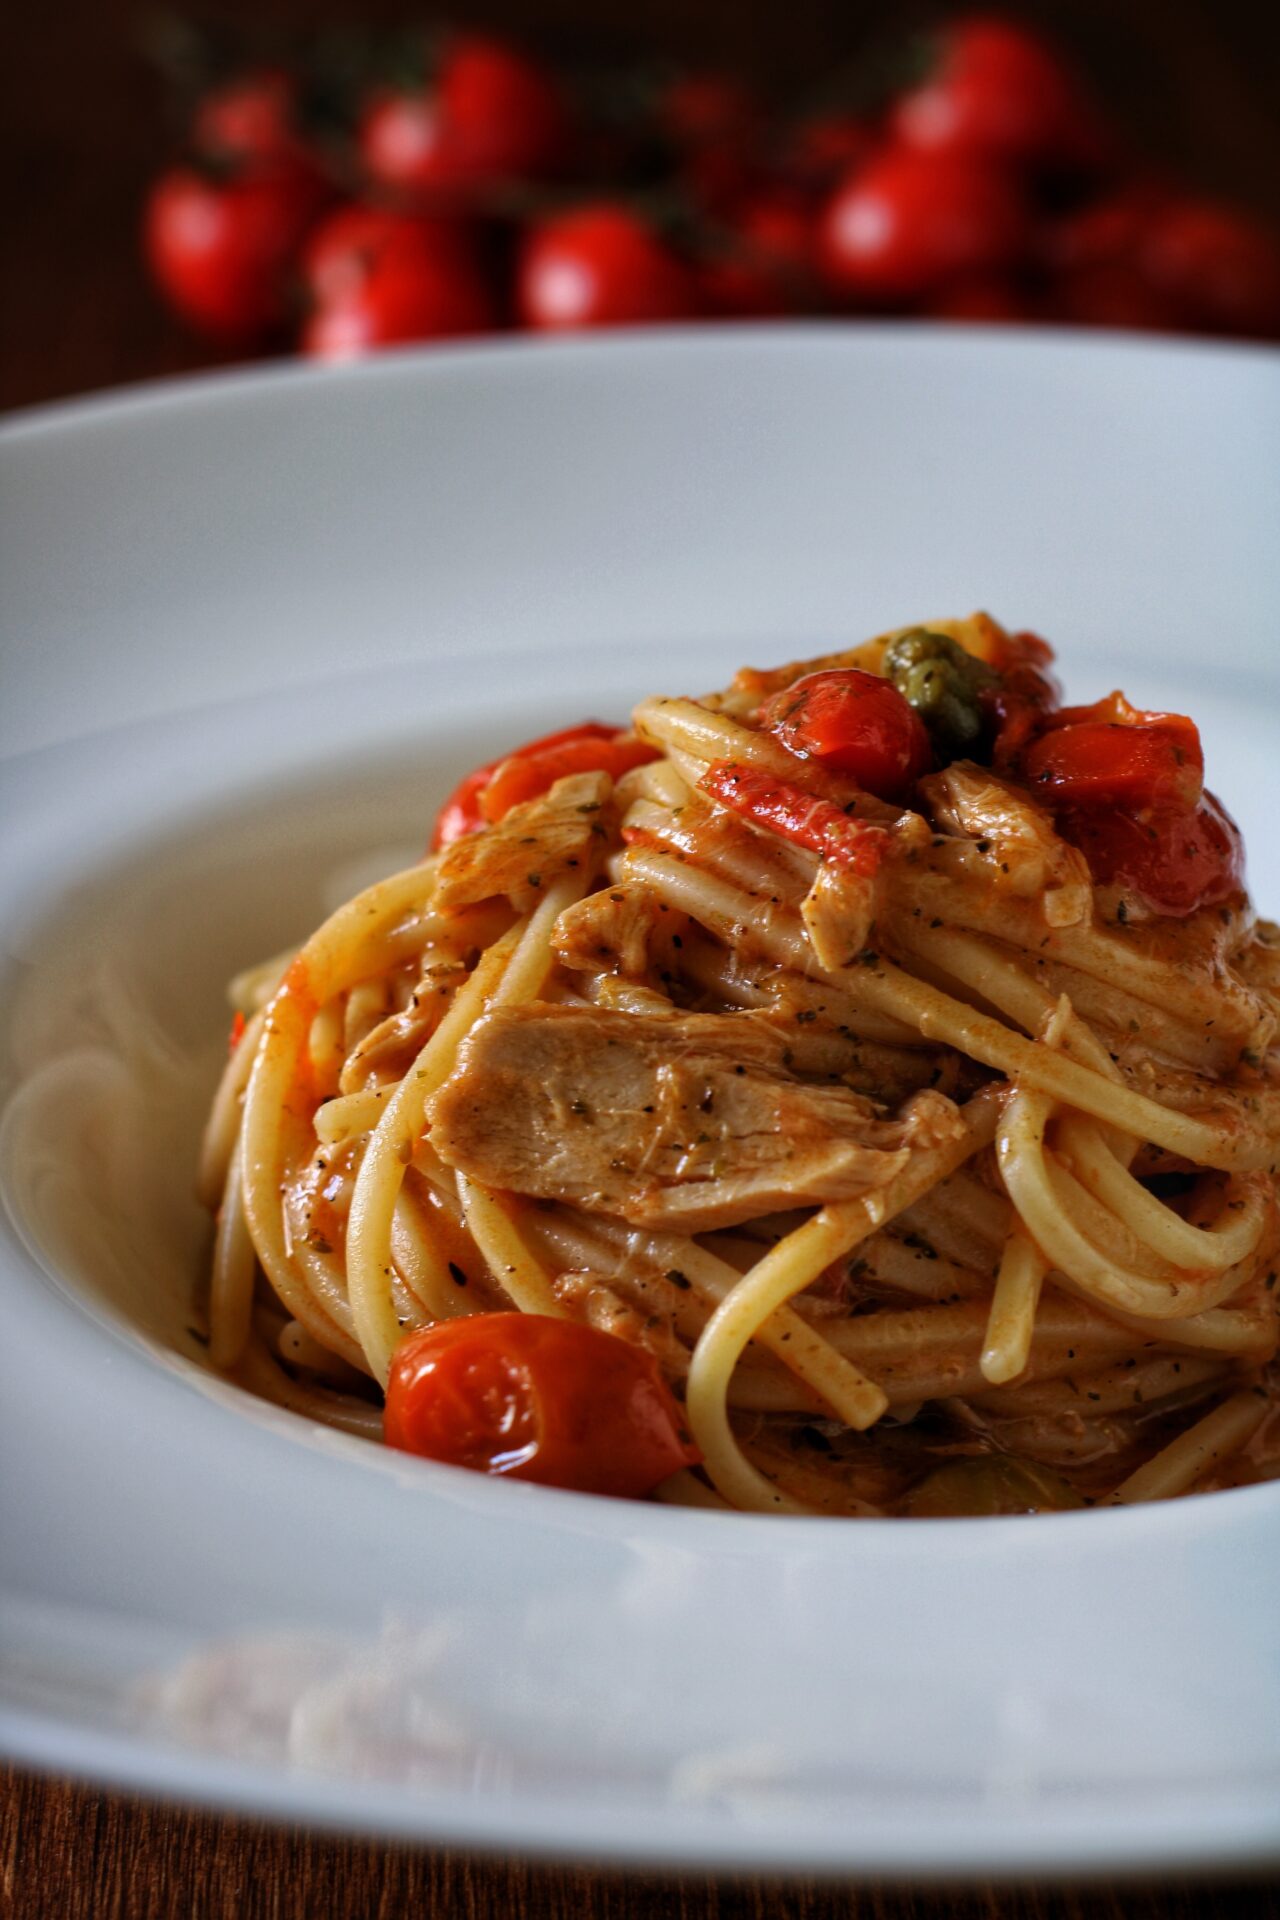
[199,614,1280,1514]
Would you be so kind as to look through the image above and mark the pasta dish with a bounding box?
[199,614,1280,1515]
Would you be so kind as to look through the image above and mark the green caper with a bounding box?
[883,628,999,763]
[901,1454,1086,1518]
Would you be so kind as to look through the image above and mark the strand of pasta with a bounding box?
[456,1179,566,1319]
[235,1329,384,1440]
[623,840,1267,1170]
[971,1353,1229,1420]
[544,1212,892,1424]
[346,876,581,1383]
[848,955,1269,1172]
[197,1004,269,1208]
[1055,1115,1268,1271]
[685,1090,1001,1512]
[1108,1389,1270,1503]
[209,1135,257,1370]
[238,861,449,1361]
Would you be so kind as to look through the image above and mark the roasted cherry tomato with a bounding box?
[384,1313,701,1497]
[761,669,932,802]
[700,761,891,877]
[360,35,569,200]
[821,148,1030,302]
[1059,792,1244,919]
[892,16,1104,173]
[430,723,648,848]
[480,731,658,822]
[1021,695,1203,811]
[518,204,700,330]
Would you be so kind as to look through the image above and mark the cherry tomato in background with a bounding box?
[302,240,495,358]
[1059,793,1244,918]
[761,668,933,802]
[821,147,1030,301]
[383,1313,701,1497]
[360,34,570,200]
[1138,199,1280,338]
[518,204,700,329]
[144,161,329,343]
[301,204,465,303]
[892,15,1107,175]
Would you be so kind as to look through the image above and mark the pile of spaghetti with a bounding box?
[199,614,1280,1515]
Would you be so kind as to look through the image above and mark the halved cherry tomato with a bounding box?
[1021,694,1203,811]
[480,732,658,821]
[760,669,932,802]
[430,723,657,848]
[1059,793,1244,918]
[383,1313,701,1497]
[700,761,891,877]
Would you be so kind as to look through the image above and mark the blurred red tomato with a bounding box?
[145,163,328,343]
[1139,200,1280,337]
[893,16,1105,173]
[360,35,569,199]
[518,205,699,329]
[1050,259,1180,331]
[303,223,495,359]
[821,147,1030,300]
[302,204,477,304]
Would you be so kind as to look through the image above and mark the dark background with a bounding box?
[6,0,1280,412]
[5,2,1280,1914]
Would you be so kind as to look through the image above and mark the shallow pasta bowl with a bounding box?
[1,328,1278,1876]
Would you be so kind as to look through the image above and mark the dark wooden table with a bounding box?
[5,2,1280,1914]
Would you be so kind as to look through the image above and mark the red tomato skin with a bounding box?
[1139,200,1280,339]
[430,723,622,848]
[478,733,659,822]
[518,206,700,330]
[303,205,476,305]
[761,670,932,803]
[384,1314,701,1498]
[1021,711,1203,811]
[700,761,891,878]
[303,229,494,359]
[1059,793,1244,919]
[821,148,1030,301]
[892,17,1103,172]
[360,36,568,199]
[144,164,328,343]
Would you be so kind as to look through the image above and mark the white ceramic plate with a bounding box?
[2,329,1278,1877]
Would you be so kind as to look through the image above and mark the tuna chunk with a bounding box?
[432,772,612,914]
[428,1003,961,1231]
